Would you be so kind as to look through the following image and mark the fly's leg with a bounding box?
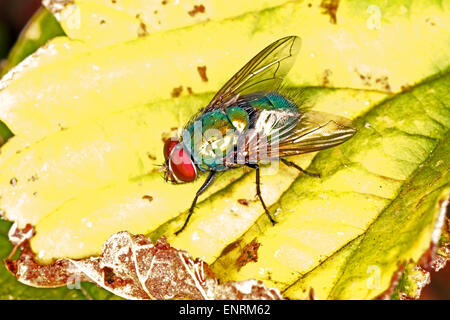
[175,171,217,236]
[248,164,276,225]
[281,158,321,178]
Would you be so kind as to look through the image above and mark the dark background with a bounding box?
[0,0,449,300]
[0,0,41,59]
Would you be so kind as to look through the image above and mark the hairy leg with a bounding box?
[175,171,217,235]
[249,164,276,225]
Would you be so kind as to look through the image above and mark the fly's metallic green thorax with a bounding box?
[184,109,238,171]
[248,92,297,110]
[182,93,300,171]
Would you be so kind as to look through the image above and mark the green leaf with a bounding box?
[1,0,449,300]
[1,7,64,76]
[2,74,449,300]
[1,0,449,146]
[389,262,431,300]
[0,7,64,144]
[327,141,449,299]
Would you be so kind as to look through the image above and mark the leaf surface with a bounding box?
[0,0,449,300]
[0,0,448,143]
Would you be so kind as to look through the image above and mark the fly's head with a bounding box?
[163,138,197,184]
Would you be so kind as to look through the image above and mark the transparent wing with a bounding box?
[234,110,357,164]
[274,111,357,157]
[203,35,301,114]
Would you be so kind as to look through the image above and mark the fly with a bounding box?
[162,36,356,235]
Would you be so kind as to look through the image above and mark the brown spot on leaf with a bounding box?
[188,4,206,17]
[161,132,172,144]
[415,192,430,209]
[401,84,412,92]
[187,86,193,94]
[322,69,332,86]
[355,69,392,91]
[236,239,261,270]
[162,128,178,144]
[405,186,419,194]
[425,18,436,27]
[10,177,17,186]
[100,19,106,25]
[142,195,154,202]
[137,22,149,37]
[238,199,249,206]
[161,0,167,4]
[147,153,156,161]
[4,259,17,275]
[103,266,115,284]
[354,69,371,86]
[197,66,208,82]
[320,0,340,24]
[375,76,391,91]
[171,86,183,98]
[309,288,317,300]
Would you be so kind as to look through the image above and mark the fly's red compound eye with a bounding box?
[163,139,179,160]
[168,146,197,183]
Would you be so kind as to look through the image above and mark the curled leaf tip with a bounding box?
[377,196,450,300]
